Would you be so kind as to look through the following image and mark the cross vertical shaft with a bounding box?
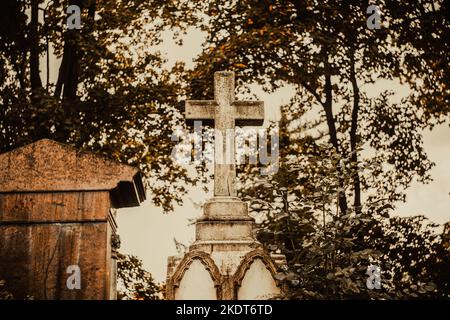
[185,71,265,198]
[214,72,236,196]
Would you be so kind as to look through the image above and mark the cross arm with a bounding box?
[233,101,264,126]
[185,100,216,126]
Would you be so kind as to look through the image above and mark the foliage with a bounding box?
[241,114,449,299]
[168,0,450,213]
[1,0,448,300]
[0,0,199,212]
[365,216,448,298]
[116,253,161,300]
[160,1,450,298]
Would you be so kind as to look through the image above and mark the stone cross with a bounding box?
[186,71,264,197]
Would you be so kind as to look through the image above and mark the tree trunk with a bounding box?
[54,24,79,100]
[54,31,79,99]
[323,70,339,151]
[30,0,42,91]
[323,62,348,215]
[55,0,94,99]
[349,53,362,214]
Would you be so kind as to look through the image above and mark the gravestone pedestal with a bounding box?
[166,196,285,300]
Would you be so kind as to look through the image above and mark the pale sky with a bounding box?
[43,27,449,283]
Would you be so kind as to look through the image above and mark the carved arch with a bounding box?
[166,250,223,300]
[232,249,280,288]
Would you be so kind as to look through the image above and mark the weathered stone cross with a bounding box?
[186,71,264,197]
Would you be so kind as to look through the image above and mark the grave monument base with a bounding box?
[166,197,286,300]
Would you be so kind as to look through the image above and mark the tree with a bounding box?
[241,115,448,298]
[116,253,161,300]
[0,0,197,212]
[157,1,450,298]
[169,0,449,215]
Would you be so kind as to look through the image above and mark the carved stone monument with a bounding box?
[166,71,285,300]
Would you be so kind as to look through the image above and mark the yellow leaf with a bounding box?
[248,18,254,25]
[234,63,246,68]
